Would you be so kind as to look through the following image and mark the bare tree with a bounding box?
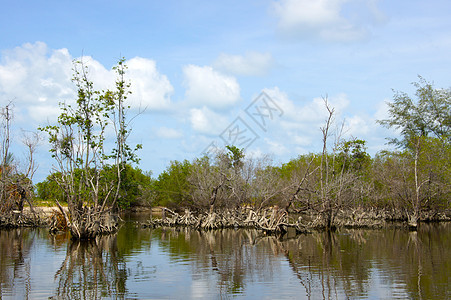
[247,155,283,212]
[22,131,40,181]
[189,155,228,213]
[0,102,14,213]
[284,155,318,212]
[0,103,38,223]
[318,98,336,229]
[313,98,359,230]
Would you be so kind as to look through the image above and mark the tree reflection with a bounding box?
[0,223,449,298]
[52,235,127,299]
[277,225,450,299]
[273,230,373,299]
[0,229,35,298]
[151,224,450,299]
[399,224,450,299]
[155,227,279,295]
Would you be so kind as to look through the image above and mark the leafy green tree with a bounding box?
[36,165,151,209]
[336,139,371,174]
[225,145,244,170]
[99,164,151,209]
[39,58,141,239]
[378,76,450,145]
[153,160,193,209]
[36,172,70,204]
[377,77,451,227]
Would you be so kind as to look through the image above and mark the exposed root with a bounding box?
[143,207,311,235]
[49,209,69,233]
[68,207,119,240]
[144,206,451,234]
[0,210,46,228]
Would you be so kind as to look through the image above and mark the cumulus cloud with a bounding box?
[64,56,174,111]
[246,148,264,159]
[257,86,382,157]
[156,126,183,139]
[126,57,173,110]
[374,99,391,121]
[25,104,62,123]
[189,106,228,135]
[188,84,387,161]
[273,0,383,42]
[346,115,370,136]
[183,65,241,110]
[213,52,274,76]
[0,42,174,124]
[262,87,350,124]
[0,42,74,108]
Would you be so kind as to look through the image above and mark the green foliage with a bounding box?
[376,77,451,219]
[38,58,141,215]
[36,164,152,209]
[277,154,317,180]
[226,145,245,169]
[414,137,451,209]
[336,139,372,175]
[378,76,451,147]
[371,136,451,211]
[35,172,68,204]
[118,165,152,208]
[152,160,193,208]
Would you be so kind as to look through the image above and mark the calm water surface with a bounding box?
[0,215,449,299]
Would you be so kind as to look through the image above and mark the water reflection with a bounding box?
[51,235,127,299]
[0,229,35,298]
[145,224,450,299]
[277,224,450,299]
[0,222,449,299]
[154,228,280,295]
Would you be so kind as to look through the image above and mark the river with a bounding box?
[1,215,449,299]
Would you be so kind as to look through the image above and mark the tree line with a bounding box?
[149,77,449,230]
[1,57,449,237]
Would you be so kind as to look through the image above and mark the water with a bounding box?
[1,216,449,299]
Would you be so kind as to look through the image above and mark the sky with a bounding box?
[1,0,450,183]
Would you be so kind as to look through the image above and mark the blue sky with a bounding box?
[1,0,450,182]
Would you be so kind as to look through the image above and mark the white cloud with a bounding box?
[127,57,174,110]
[25,104,62,123]
[183,65,241,110]
[213,52,274,76]
[345,115,370,136]
[189,106,228,135]
[68,56,174,111]
[292,134,312,146]
[374,99,391,121]
[264,138,289,155]
[256,86,383,158]
[272,0,382,42]
[0,42,74,108]
[262,87,350,124]
[246,147,264,159]
[156,126,183,139]
[0,42,174,125]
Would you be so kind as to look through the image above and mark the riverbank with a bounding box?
[2,205,450,232]
[142,206,451,234]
